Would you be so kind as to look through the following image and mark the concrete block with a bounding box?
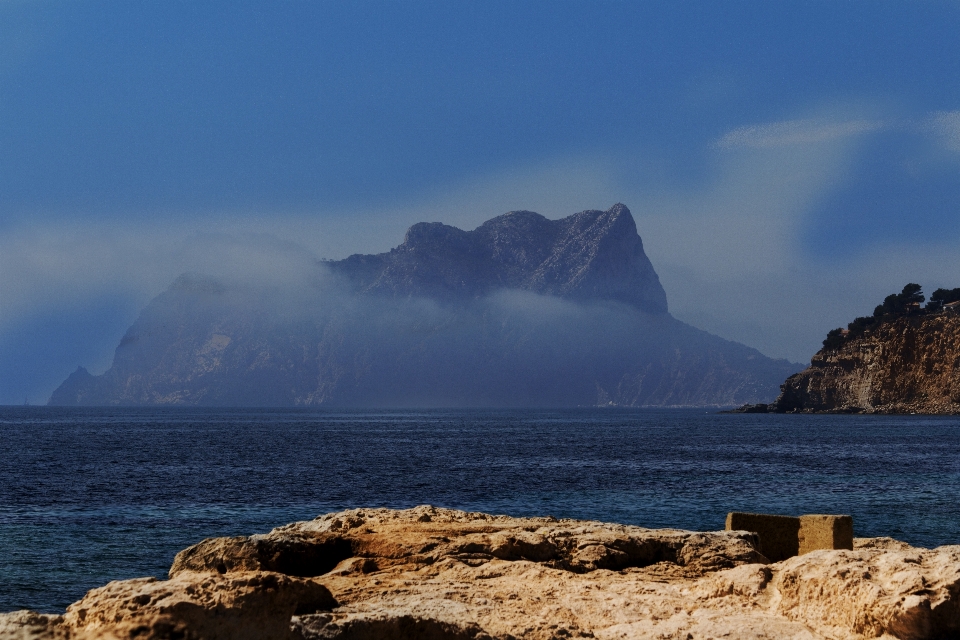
[725,512,799,562]
[798,514,854,554]
[726,512,854,562]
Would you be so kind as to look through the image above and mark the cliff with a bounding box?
[329,204,669,314]
[49,204,800,407]
[774,314,960,414]
[4,507,960,639]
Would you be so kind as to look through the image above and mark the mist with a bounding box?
[46,251,799,408]
[6,107,960,404]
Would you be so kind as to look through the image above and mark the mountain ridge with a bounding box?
[49,204,800,407]
[328,203,668,314]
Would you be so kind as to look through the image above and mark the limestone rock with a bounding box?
[15,507,960,639]
[773,314,960,414]
[773,546,960,639]
[171,506,766,578]
[62,571,336,640]
[0,611,72,639]
[168,506,960,639]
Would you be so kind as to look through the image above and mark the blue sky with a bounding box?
[3,1,960,403]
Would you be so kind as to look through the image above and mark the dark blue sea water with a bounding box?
[2,407,960,613]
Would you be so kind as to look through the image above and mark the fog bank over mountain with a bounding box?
[50,205,800,407]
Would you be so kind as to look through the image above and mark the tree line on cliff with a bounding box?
[822,284,960,351]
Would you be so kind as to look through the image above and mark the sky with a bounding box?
[2,1,960,403]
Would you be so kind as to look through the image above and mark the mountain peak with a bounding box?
[331,204,668,313]
[47,203,803,407]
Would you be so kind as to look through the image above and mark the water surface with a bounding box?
[2,407,959,612]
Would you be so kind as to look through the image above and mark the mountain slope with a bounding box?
[49,205,800,407]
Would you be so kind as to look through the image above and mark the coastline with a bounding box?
[3,506,958,639]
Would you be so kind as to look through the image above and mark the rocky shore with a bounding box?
[772,314,960,414]
[3,506,959,639]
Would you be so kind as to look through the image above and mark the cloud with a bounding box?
[714,117,888,149]
[925,110,960,151]
[716,110,960,154]
[0,224,325,334]
[7,108,960,403]
[640,108,960,362]
[0,155,623,342]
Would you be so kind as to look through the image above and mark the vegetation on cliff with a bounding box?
[731,283,960,414]
[769,283,960,414]
[822,283,960,351]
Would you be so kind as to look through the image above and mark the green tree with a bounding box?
[822,327,845,351]
[823,283,932,348]
[873,283,924,318]
[927,287,960,311]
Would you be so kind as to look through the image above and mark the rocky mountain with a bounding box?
[49,204,801,407]
[329,204,668,313]
[771,314,960,414]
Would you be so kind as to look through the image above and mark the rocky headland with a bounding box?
[48,204,800,408]
[741,284,960,414]
[3,506,959,639]
[328,204,668,313]
[774,313,960,414]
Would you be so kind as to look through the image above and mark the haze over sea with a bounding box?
[2,407,959,613]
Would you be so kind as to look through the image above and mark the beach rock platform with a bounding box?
[3,506,960,639]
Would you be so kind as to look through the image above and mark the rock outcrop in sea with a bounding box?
[48,204,800,407]
[3,506,959,639]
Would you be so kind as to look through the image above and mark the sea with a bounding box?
[2,406,960,613]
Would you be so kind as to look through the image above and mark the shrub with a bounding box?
[822,327,846,351]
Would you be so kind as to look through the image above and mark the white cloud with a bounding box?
[716,109,960,155]
[925,110,960,152]
[6,111,960,386]
[0,223,325,334]
[714,117,888,149]
[0,156,624,336]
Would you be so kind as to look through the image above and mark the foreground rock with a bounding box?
[3,507,960,639]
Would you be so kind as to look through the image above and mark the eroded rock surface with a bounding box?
[0,611,73,639]
[170,507,765,579]
[7,507,960,639]
[774,314,960,414]
[61,572,335,640]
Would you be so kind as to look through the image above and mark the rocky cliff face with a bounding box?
[5,507,960,639]
[774,314,960,414]
[329,204,668,313]
[49,204,799,407]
